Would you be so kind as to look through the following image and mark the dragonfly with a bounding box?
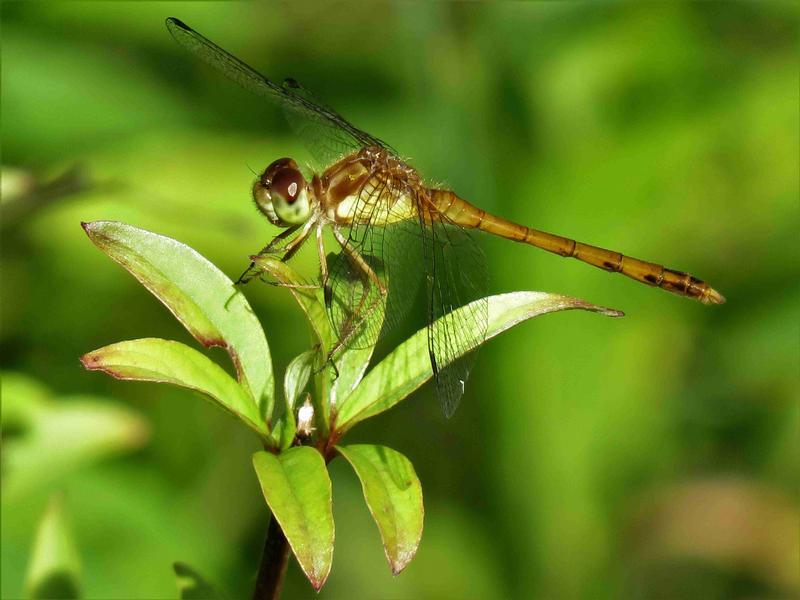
[166,17,725,417]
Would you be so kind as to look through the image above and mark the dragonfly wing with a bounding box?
[328,169,489,417]
[166,18,392,167]
[280,78,396,167]
[421,215,489,418]
[327,173,423,350]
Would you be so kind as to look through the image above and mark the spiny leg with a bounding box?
[237,220,315,285]
[263,224,302,253]
[316,224,333,313]
[303,224,347,378]
[327,226,388,358]
[261,279,320,290]
[235,225,300,285]
[331,226,387,296]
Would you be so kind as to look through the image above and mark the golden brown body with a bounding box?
[319,147,724,305]
[432,189,725,304]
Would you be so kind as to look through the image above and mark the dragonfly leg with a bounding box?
[261,279,320,290]
[263,224,301,253]
[331,227,387,295]
[314,351,340,379]
[236,221,315,285]
[316,224,334,312]
[235,263,259,286]
[328,288,387,359]
[326,226,388,355]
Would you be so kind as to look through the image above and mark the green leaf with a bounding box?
[271,416,291,453]
[173,562,226,600]
[251,256,332,354]
[26,492,81,600]
[82,220,273,419]
[250,256,388,427]
[336,444,423,574]
[326,287,388,417]
[328,347,373,406]
[334,291,623,432]
[323,251,394,412]
[278,350,316,449]
[252,448,334,590]
[250,256,380,432]
[284,350,315,409]
[81,338,267,439]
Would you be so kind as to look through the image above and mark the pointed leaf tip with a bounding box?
[336,445,423,574]
[335,291,623,431]
[82,220,273,417]
[81,338,267,438]
[26,493,81,600]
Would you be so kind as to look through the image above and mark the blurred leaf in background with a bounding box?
[173,562,226,600]
[26,493,81,600]
[1,372,152,598]
[2,372,149,501]
[2,2,798,599]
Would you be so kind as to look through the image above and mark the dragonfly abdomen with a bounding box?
[432,190,725,305]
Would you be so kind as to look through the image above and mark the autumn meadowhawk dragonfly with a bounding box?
[166,18,724,417]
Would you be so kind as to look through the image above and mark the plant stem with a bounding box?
[252,516,290,600]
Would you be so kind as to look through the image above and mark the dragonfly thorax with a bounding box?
[252,157,313,226]
[321,146,423,225]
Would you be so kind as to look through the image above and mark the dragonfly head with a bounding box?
[252,158,312,226]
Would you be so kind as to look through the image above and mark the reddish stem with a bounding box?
[252,517,290,600]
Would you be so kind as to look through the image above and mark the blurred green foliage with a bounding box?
[2,2,798,599]
[26,493,81,600]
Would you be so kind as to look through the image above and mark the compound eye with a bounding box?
[271,167,304,204]
[262,158,296,187]
[270,167,311,225]
[251,180,280,225]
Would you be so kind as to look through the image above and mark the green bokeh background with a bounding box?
[2,2,798,598]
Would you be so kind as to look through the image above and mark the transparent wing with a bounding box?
[166,18,393,166]
[280,78,396,167]
[327,170,488,416]
[422,215,489,417]
[327,174,423,351]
